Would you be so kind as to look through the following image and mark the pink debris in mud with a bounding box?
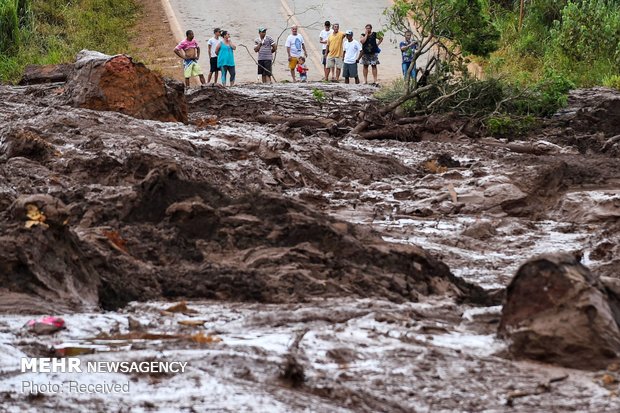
[25,316,65,335]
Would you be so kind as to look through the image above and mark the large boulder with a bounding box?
[498,253,620,370]
[65,50,186,123]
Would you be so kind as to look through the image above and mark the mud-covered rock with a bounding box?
[498,253,620,370]
[0,127,55,162]
[10,194,69,227]
[19,63,73,85]
[0,224,100,312]
[563,87,620,136]
[65,50,186,123]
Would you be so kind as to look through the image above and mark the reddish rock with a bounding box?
[65,50,186,123]
[499,253,620,370]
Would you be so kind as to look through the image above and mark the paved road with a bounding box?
[167,0,407,84]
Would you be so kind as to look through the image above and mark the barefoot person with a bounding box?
[285,26,307,82]
[216,30,236,87]
[360,24,383,86]
[174,30,206,88]
[254,27,276,83]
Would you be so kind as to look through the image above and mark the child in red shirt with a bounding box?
[296,56,308,82]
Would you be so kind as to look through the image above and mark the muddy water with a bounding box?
[1,299,616,412]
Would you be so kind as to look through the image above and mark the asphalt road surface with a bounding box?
[167,0,407,84]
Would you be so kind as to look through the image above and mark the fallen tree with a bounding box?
[351,0,500,135]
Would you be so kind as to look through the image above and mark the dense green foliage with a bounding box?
[0,0,20,55]
[386,0,500,57]
[448,0,500,57]
[0,0,139,83]
[488,0,620,87]
[378,0,618,137]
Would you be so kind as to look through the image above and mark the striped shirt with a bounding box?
[255,35,275,61]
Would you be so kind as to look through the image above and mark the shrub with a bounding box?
[550,0,620,65]
[0,0,20,55]
[603,75,620,90]
[486,114,537,138]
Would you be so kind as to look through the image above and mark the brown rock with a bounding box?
[498,253,620,370]
[19,64,73,85]
[65,50,186,123]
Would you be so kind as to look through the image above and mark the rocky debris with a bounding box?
[0,80,493,313]
[18,63,73,85]
[499,253,620,370]
[64,50,186,123]
[0,194,100,311]
[562,87,620,137]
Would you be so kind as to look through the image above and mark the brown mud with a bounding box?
[0,48,619,409]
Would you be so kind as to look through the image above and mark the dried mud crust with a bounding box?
[0,83,493,312]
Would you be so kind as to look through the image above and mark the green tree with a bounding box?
[551,0,620,65]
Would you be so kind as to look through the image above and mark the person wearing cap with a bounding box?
[360,23,383,86]
[325,23,345,82]
[254,27,276,83]
[342,30,362,84]
[207,28,222,84]
[285,25,307,82]
[319,21,332,81]
[174,30,207,88]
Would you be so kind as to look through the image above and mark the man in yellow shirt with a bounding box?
[324,23,345,82]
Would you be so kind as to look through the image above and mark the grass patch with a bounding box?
[0,0,140,84]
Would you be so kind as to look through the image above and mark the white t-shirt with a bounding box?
[285,34,305,58]
[207,37,221,58]
[319,29,332,50]
[343,39,362,64]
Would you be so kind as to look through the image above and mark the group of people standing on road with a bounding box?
[174,21,419,88]
[174,28,237,88]
[282,21,387,85]
[318,21,383,85]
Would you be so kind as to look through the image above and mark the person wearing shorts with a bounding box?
[254,27,276,83]
[207,28,222,84]
[285,26,307,82]
[174,30,206,88]
[325,23,345,82]
[342,30,362,84]
[319,21,332,80]
[360,24,383,85]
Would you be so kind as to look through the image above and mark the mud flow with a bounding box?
[0,57,619,411]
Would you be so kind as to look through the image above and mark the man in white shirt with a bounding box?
[319,21,332,81]
[342,30,362,84]
[285,25,307,82]
[207,28,222,84]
